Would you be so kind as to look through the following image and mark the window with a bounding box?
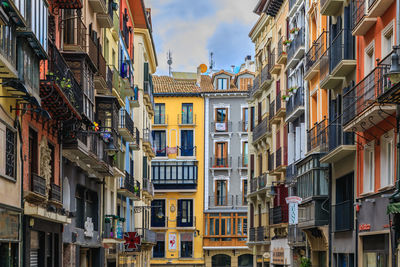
[152,131,166,157]
[217,78,228,90]
[214,142,228,167]
[48,142,55,183]
[363,143,375,193]
[242,180,248,205]
[28,128,38,177]
[204,213,247,241]
[180,130,194,156]
[364,42,375,76]
[215,108,228,132]
[382,23,394,57]
[181,103,193,124]
[153,233,165,258]
[151,199,165,227]
[380,131,394,188]
[154,103,165,124]
[250,107,255,131]
[177,199,193,227]
[242,141,248,167]
[2,125,17,180]
[215,180,227,206]
[242,107,248,132]
[362,235,389,267]
[180,233,193,258]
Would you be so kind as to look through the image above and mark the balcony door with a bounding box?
[182,103,193,124]
[215,108,228,131]
[177,199,193,227]
[152,131,166,157]
[215,142,227,167]
[180,130,194,156]
[215,180,227,206]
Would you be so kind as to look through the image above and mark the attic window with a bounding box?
[217,78,228,90]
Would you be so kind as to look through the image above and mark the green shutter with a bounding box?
[144,62,149,82]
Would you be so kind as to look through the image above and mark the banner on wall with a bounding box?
[169,233,177,250]
[286,196,302,225]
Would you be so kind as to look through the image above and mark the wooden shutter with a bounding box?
[276,129,281,149]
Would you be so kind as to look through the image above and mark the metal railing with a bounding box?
[307,118,328,151]
[136,228,156,243]
[305,30,328,73]
[210,156,232,168]
[334,200,353,231]
[286,86,304,117]
[250,173,268,193]
[252,117,269,142]
[88,36,99,69]
[208,195,235,207]
[277,36,285,60]
[120,171,140,198]
[250,75,260,97]
[330,29,354,73]
[106,66,113,92]
[43,41,83,113]
[0,24,16,73]
[343,54,391,125]
[142,178,154,196]
[320,47,330,82]
[119,109,134,136]
[142,128,153,146]
[288,225,306,244]
[50,183,61,202]
[60,15,87,51]
[154,114,166,125]
[287,28,305,62]
[31,173,46,196]
[352,0,367,29]
[178,114,196,125]
[323,115,354,152]
[211,121,232,132]
[238,156,249,169]
[261,62,272,85]
[269,100,275,119]
[178,146,197,157]
[270,206,288,224]
[276,91,283,111]
[275,147,287,168]
[249,226,269,242]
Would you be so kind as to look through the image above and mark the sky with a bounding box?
[146,0,259,75]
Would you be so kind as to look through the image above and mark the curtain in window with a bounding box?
[182,104,193,124]
[180,130,193,156]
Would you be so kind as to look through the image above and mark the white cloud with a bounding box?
[146,0,258,75]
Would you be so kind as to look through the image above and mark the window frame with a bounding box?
[177,199,194,227]
[215,180,228,206]
[380,131,394,189]
[217,78,228,90]
[3,124,17,181]
[214,142,228,167]
[154,103,166,124]
[363,142,375,194]
[179,232,193,258]
[180,129,194,157]
[152,130,167,157]
[181,103,193,124]
[153,232,166,258]
[151,199,166,228]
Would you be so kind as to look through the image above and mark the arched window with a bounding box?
[62,177,70,211]
[212,254,231,267]
[238,254,253,267]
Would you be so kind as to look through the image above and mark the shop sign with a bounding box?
[0,210,19,241]
[286,196,302,225]
[84,217,94,237]
[124,232,141,252]
[272,247,285,264]
[359,224,371,231]
[169,233,177,250]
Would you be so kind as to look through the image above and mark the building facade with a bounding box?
[150,73,205,267]
[203,65,254,267]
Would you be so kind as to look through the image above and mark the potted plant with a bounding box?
[288,86,298,94]
[282,95,290,102]
[289,27,300,34]
[300,257,311,267]
[283,39,292,46]
[134,185,139,193]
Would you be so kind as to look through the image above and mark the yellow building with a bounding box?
[150,74,205,267]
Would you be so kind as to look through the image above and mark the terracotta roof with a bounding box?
[200,75,214,91]
[211,70,234,84]
[201,74,250,93]
[152,76,201,94]
[234,70,256,84]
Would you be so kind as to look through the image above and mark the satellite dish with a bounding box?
[199,64,207,73]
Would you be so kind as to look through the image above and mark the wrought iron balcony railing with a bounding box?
[323,115,354,153]
[270,206,289,225]
[305,30,328,73]
[178,114,196,125]
[60,15,87,51]
[286,86,304,118]
[307,118,328,152]
[238,156,249,169]
[210,157,232,168]
[334,200,354,231]
[142,178,154,196]
[31,173,46,196]
[249,173,268,193]
[249,226,269,242]
[287,28,305,62]
[211,121,232,132]
[0,24,17,77]
[50,183,61,203]
[252,117,270,142]
[119,109,134,136]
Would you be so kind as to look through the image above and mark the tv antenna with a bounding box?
[209,52,215,71]
[167,50,173,77]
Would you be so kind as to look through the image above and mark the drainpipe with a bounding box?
[17,115,24,267]
[328,164,332,267]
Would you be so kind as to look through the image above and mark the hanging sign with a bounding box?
[169,233,177,250]
[286,196,302,225]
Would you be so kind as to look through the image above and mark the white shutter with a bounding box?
[288,132,294,165]
[295,126,301,161]
[300,123,305,158]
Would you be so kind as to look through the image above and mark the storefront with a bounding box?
[23,216,63,267]
[0,206,21,266]
[270,239,291,266]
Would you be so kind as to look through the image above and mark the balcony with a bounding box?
[111,10,119,40]
[343,55,393,132]
[288,225,306,246]
[49,184,62,206]
[95,51,110,94]
[210,121,232,134]
[142,178,154,198]
[270,49,281,74]
[286,86,304,122]
[298,198,329,229]
[238,121,248,133]
[334,200,354,232]
[136,228,156,246]
[60,15,87,53]
[0,24,17,78]
[368,0,395,17]
[40,41,83,120]
[289,0,301,16]
[276,37,287,64]
[305,31,328,80]
[273,147,287,173]
[286,163,297,184]
[250,74,260,97]
[129,128,140,151]
[152,162,198,190]
[25,173,47,203]
[260,62,273,90]
[248,226,270,244]
[210,157,232,169]
[351,0,377,36]
[142,128,155,157]
[252,117,270,144]
[103,215,125,243]
[89,0,107,13]
[143,79,155,113]
[287,28,305,69]
[238,156,248,170]
[320,115,355,163]
[97,0,113,28]
[178,114,196,126]
[307,118,328,153]
[321,0,344,15]
[249,173,268,194]
[118,109,135,142]
[178,146,197,157]
[320,29,356,89]
[270,206,288,225]
[208,195,246,208]
[272,91,286,123]
[117,171,140,200]
[129,86,139,108]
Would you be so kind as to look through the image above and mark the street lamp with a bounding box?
[387,46,400,84]
[104,136,118,156]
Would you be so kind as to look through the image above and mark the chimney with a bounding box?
[196,66,201,86]
[245,55,251,69]
[231,65,235,72]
